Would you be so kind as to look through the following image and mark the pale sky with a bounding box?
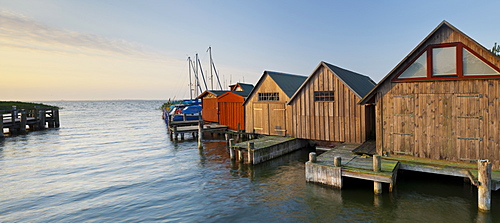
[1,0,499,101]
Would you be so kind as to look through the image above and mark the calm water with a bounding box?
[0,100,498,222]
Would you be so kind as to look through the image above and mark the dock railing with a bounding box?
[1,106,60,136]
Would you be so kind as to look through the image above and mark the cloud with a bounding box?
[0,10,162,60]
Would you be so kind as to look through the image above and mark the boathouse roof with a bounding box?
[196,90,230,99]
[288,61,375,103]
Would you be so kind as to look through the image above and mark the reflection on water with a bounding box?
[0,101,498,222]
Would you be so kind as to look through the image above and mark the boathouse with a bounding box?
[244,71,307,136]
[288,61,376,143]
[197,90,229,124]
[359,21,500,169]
[217,83,254,130]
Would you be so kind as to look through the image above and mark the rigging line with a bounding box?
[206,46,223,90]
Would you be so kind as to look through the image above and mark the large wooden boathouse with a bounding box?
[360,20,500,170]
[288,61,376,143]
[244,71,307,136]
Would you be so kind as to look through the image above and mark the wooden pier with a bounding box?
[306,143,500,210]
[167,120,228,141]
[229,136,310,165]
[1,107,60,137]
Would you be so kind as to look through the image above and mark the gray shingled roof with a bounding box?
[323,62,376,98]
[235,83,254,96]
[267,71,308,98]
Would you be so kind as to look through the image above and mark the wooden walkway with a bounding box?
[1,108,59,137]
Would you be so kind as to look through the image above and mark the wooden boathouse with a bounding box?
[288,61,376,143]
[197,90,229,124]
[306,21,500,212]
[359,20,500,170]
[244,71,307,136]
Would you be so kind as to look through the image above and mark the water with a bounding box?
[0,100,498,222]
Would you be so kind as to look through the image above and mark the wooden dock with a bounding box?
[167,120,228,140]
[1,107,60,137]
[306,142,500,210]
[230,136,310,165]
[306,144,399,192]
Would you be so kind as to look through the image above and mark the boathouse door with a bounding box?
[253,103,269,135]
[269,103,286,136]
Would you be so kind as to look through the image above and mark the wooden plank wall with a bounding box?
[202,98,219,123]
[381,80,500,169]
[218,93,245,130]
[373,24,500,169]
[290,66,372,143]
[244,75,293,136]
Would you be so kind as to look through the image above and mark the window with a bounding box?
[314,91,334,101]
[463,48,500,76]
[395,43,500,81]
[432,46,456,76]
[399,52,427,79]
[258,92,279,101]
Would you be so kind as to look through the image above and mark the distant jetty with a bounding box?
[1,101,60,137]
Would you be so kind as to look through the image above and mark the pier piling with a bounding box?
[229,139,235,160]
[334,156,341,167]
[247,142,254,164]
[197,121,203,149]
[373,155,382,195]
[20,110,27,134]
[478,160,492,211]
[309,152,317,163]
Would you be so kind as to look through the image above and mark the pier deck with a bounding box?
[231,136,310,165]
[2,108,60,136]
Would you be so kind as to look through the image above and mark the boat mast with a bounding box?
[188,57,203,96]
[207,46,214,90]
[187,57,193,100]
[206,46,223,90]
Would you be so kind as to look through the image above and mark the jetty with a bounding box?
[229,136,309,165]
[1,106,60,137]
[306,143,500,210]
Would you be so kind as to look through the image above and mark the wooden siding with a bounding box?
[372,25,500,169]
[218,92,245,130]
[290,66,373,143]
[379,80,500,169]
[245,75,294,136]
[202,98,218,123]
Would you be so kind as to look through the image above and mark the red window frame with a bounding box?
[393,42,500,81]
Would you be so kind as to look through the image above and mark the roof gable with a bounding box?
[288,61,375,103]
[196,90,229,99]
[360,20,500,104]
[242,71,307,106]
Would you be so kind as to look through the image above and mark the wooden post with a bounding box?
[181,133,184,140]
[38,109,46,130]
[0,112,4,138]
[198,121,203,149]
[236,123,241,142]
[53,108,60,128]
[225,133,229,145]
[373,155,382,195]
[20,110,27,134]
[478,160,492,211]
[334,156,341,167]
[173,126,178,140]
[229,139,235,160]
[247,142,254,164]
[309,152,317,163]
[238,148,243,163]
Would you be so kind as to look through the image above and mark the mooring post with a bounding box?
[373,155,382,195]
[198,121,203,149]
[334,156,341,167]
[236,123,241,142]
[0,112,4,138]
[173,126,178,140]
[225,133,229,145]
[53,108,60,128]
[238,148,243,163]
[20,109,27,134]
[38,109,46,130]
[247,142,254,164]
[478,160,492,211]
[309,152,317,163]
[229,139,235,160]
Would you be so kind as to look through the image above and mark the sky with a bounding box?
[1,0,500,101]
